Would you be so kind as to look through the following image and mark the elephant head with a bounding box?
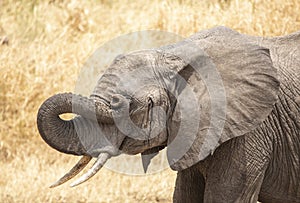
[37,27,279,187]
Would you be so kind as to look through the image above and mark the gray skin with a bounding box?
[37,26,300,203]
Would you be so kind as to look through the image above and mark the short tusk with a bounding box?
[49,155,92,188]
[70,153,111,187]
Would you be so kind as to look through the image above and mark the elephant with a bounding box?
[37,26,300,203]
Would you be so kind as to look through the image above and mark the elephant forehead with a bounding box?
[110,50,158,69]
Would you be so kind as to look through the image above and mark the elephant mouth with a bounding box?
[119,136,167,155]
[119,136,144,155]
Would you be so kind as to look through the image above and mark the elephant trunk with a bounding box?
[37,93,114,155]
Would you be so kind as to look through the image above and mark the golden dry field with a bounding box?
[0,0,300,202]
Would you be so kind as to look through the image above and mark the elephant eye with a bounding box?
[148,97,154,109]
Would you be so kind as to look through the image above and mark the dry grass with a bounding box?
[0,0,299,202]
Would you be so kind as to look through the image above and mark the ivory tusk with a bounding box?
[70,153,111,187]
[49,155,92,188]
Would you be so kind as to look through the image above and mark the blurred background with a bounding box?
[0,0,299,202]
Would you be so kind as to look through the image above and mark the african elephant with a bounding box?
[37,26,300,203]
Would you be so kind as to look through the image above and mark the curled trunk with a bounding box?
[37,93,113,155]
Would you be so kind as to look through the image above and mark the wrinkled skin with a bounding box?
[37,27,299,202]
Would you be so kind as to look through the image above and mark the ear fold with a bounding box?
[163,27,280,171]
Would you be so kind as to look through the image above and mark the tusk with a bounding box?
[70,153,111,187]
[50,155,92,188]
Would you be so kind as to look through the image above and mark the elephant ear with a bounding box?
[162,27,280,171]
